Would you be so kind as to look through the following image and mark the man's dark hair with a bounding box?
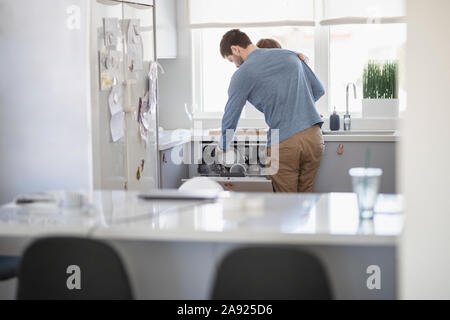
[220,29,252,58]
[257,38,282,49]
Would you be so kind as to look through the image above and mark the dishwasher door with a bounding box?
[184,177,273,193]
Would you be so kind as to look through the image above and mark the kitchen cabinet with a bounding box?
[160,146,188,189]
[314,142,397,193]
[156,0,177,59]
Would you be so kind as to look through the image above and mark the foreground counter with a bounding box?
[0,191,403,299]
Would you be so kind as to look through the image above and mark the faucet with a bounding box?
[344,82,357,131]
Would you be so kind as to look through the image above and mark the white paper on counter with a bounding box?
[111,112,125,142]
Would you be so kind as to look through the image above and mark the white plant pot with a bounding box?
[362,99,399,118]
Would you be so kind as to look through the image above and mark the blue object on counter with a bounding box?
[329,108,340,131]
[0,256,20,281]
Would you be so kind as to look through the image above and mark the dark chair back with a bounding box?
[17,237,133,300]
[212,247,333,300]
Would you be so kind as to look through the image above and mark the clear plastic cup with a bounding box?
[349,168,383,219]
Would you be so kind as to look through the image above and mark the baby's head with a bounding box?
[256,38,282,49]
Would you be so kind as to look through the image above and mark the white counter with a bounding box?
[0,191,404,248]
[321,130,400,142]
[158,130,192,151]
[0,191,403,300]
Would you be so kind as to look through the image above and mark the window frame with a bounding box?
[190,0,406,122]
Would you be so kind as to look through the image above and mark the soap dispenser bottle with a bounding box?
[329,107,340,131]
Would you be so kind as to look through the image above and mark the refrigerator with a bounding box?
[90,0,160,191]
[0,0,160,205]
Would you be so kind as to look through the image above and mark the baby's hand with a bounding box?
[298,53,309,64]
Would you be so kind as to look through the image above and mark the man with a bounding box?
[257,39,320,116]
[217,29,325,193]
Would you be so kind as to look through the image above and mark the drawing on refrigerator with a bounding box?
[100,50,121,90]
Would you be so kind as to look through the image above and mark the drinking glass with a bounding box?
[349,168,383,219]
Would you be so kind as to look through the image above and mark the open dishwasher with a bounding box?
[188,138,274,193]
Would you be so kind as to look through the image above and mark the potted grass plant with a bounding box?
[362,60,399,118]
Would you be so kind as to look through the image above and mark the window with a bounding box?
[324,0,407,114]
[189,0,315,118]
[192,27,315,116]
[189,0,314,25]
[324,0,405,20]
[190,0,406,118]
[329,24,407,114]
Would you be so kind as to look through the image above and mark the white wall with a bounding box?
[400,0,450,299]
[0,0,92,204]
[158,0,192,130]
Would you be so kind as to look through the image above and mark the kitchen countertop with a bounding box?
[0,191,404,249]
[159,129,192,151]
[321,130,400,142]
[159,129,399,150]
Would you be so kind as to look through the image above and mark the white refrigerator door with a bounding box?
[91,0,159,191]
[123,1,159,191]
[0,0,92,205]
[91,0,127,191]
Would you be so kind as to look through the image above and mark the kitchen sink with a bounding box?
[322,130,397,136]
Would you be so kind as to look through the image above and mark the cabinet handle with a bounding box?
[162,153,168,164]
[224,183,235,191]
[337,144,344,155]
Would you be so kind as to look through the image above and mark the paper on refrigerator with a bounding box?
[103,18,121,49]
[108,83,124,143]
[148,61,160,114]
[108,84,123,116]
[100,50,121,91]
[126,19,144,72]
[110,111,125,143]
[137,62,160,145]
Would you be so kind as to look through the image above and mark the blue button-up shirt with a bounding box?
[219,49,325,149]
